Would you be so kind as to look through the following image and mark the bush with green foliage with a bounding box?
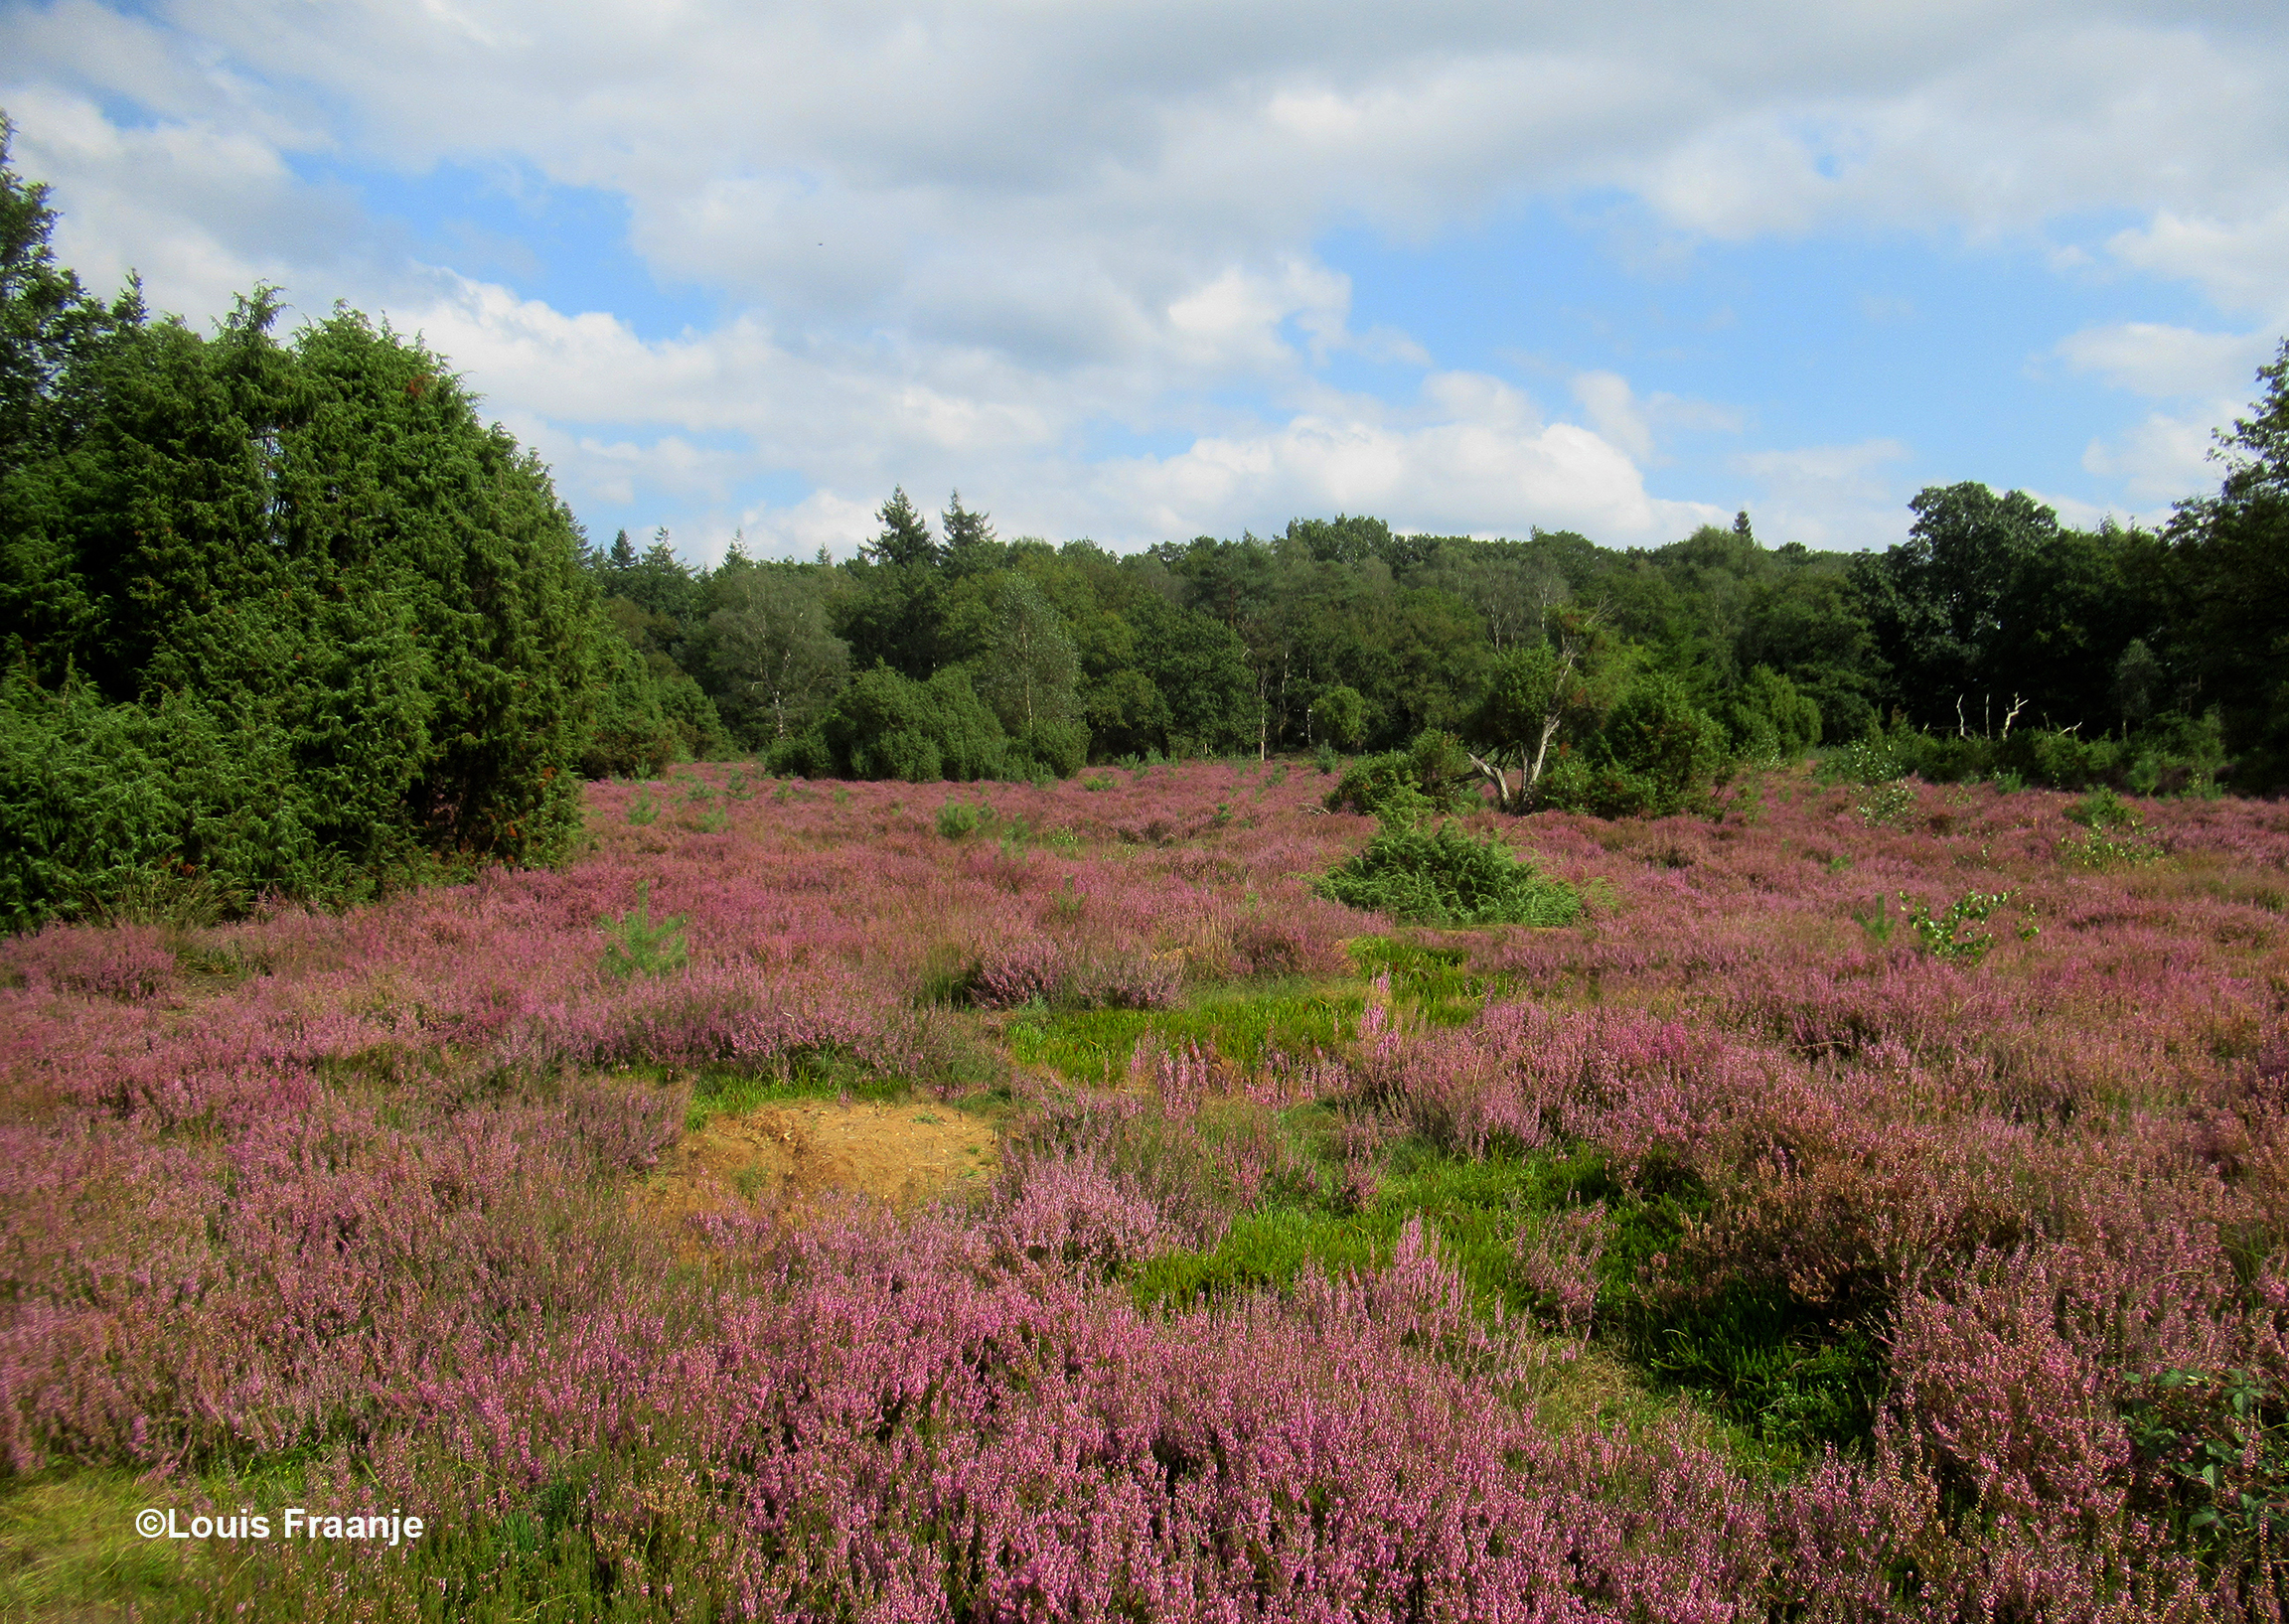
[1852,711,2228,797]
[1323,729,1480,821]
[819,664,1011,782]
[2057,786,2165,868]
[1,669,207,928]
[2120,1367,2289,1558]
[1896,888,2021,965]
[1720,664,1821,763]
[1312,683,1368,750]
[1007,717,1090,780]
[0,142,617,929]
[1820,732,1909,787]
[1540,673,1728,818]
[598,880,688,979]
[934,798,991,839]
[1319,821,1581,927]
[578,635,687,780]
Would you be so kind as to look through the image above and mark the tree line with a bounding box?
[590,395,2284,813]
[4,121,2287,931]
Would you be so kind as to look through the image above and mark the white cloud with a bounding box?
[1165,259,1349,369]
[2055,322,2275,399]
[1086,372,1722,545]
[734,490,882,564]
[6,1,2288,551]
[1572,371,1654,463]
[1568,372,1743,466]
[1733,439,1911,550]
[367,269,1707,548]
[2079,409,2228,508]
[23,2,2287,344]
[2105,206,2289,316]
[1,83,330,318]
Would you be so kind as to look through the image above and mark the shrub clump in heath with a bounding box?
[1319,820,1581,928]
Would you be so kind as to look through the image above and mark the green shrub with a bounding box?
[578,630,728,778]
[1821,734,1908,787]
[2059,787,2164,868]
[1313,684,1368,750]
[1721,665,1822,763]
[599,880,687,978]
[1008,717,1089,780]
[1323,729,1479,822]
[874,729,945,784]
[0,663,450,931]
[1897,888,2018,965]
[1541,674,1727,819]
[2064,786,2139,831]
[935,800,989,840]
[761,727,833,778]
[2120,1367,2289,1556]
[0,670,186,932]
[823,666,1007,782]
[575,634,684,779]
[1319,821,1581,928]
[0,247,605,930]
[652,667,729,762]
[1855,781,1916,830]
[1875,714,2226,797]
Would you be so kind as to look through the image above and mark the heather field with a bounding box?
[7,759,2289,1620]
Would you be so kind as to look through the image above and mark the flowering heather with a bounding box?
[5,760,2289,1617]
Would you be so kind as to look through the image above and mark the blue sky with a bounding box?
[5,1,2285,564]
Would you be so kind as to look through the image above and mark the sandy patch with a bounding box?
[636,1100,1000,1229]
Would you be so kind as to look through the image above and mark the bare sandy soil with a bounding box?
[636,1100,1000,1229]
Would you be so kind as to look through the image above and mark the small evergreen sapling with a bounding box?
[600,880,688,978]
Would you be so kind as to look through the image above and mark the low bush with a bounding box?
[1323,729,1479,821]
[1319,822,1581,928]
[1541,674,1729,819]
[1856,713,2228,796]
[1719,664,1822,764]
[935,799,989,839]
[1006,718,1089,781]
[822,666,1009,782]
[599,880,687,979]
[1821,733,1908,787]
[1896,887,2020,966]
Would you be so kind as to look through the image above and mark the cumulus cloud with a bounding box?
[1086,371,1722,545]
[1570,372,1743,466]
[1733,439,1911,551]
[2053,323,2271,400]
[3,83,333,319]
[4,0,2286,551]
[2106,207,2289,317]
[2079,410,2228,509]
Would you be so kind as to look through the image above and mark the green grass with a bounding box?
[1132,1206,1390,1308]
[999,936,1516,1088]
[0,1466,232,1622]
[1345,937,1502,1026]
[0,1463,343,1624]
[673,1052,913,1132]
[1128,1141,1610,1314]
[1003,986,1363,1087]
